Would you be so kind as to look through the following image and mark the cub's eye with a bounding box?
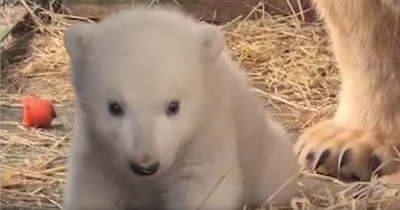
[166,100,180,116]
[108,101,124,116]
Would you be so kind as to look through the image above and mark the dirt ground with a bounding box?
[1,3,74,209]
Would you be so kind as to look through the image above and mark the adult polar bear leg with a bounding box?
[294,0,400,182]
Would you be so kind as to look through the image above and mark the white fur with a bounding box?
[62,5,299,210]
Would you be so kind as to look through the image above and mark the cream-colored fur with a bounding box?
[62,5,299,210]
[294,0,400,183]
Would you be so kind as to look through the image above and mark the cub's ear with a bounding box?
[198,24,225,61]
[63,22,95,59]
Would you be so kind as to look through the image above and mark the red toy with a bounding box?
[22,96,57,128]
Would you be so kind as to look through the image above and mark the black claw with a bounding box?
[306,152,316,162]
[296,143,305,156]
[369,155,382,177]
[313,150,331,170]
[340,173,360,183]
[350,173,361,182]
[338,149,353,170]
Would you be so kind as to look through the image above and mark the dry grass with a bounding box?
[1,1,400,210]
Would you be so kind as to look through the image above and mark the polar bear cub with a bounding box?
[62,5,299,210]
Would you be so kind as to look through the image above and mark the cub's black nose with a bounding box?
[129,161,160,176]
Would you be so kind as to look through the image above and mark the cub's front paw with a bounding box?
[294,120,400,181]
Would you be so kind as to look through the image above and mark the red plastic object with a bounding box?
[22,96,57,128]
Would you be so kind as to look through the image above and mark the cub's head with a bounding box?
[63,7,225,177]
